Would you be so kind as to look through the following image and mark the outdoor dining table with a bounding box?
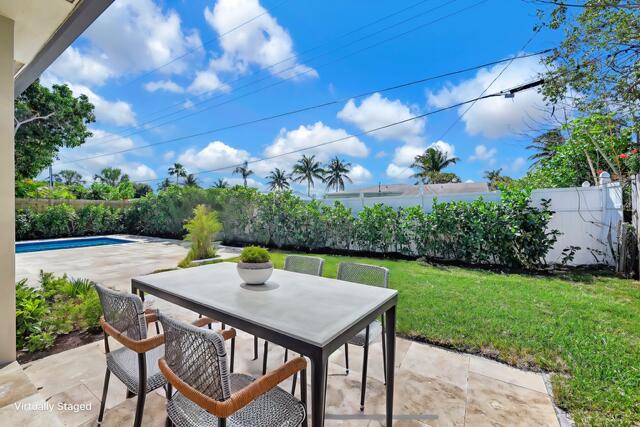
[130,261,398,426]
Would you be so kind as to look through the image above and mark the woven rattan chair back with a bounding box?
[95,284,147,341]
[159,313,231,401]
[284,255,324,276]
[337,262,389,288]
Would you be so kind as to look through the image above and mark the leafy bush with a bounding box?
[77,204,123,235]
[240,246,271,263]
[15,272,101,353]
[34,204,78,237]
[183,204,221,261]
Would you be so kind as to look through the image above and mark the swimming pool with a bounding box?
[16,237,133,253]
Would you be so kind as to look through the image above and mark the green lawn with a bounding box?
[235,250,640,426]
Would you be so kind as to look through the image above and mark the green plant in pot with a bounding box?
[237,246,273,285]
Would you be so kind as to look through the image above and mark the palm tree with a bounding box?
[323,156,352,192]
[292,154,325,197]
[168,163,187,184]
[526,129,565,167]
[233,161,254,187]
[94,167,129,186]
[266,168,290,191]
[54,169,84,185]
[184,173,199,187]
[411,147,459,184]
[212,178,229,189]
[483,168,503,183]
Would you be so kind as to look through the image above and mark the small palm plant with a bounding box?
[182,205,222,265]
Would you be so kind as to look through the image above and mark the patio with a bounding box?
[6,238,562,426]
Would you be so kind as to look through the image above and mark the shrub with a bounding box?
[77,204,123,235]
[183,204,221,262]
[34,204,77,237]
[240,246,271,263]
[15,272,101,353]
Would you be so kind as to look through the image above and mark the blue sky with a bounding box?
[42,0,563,194]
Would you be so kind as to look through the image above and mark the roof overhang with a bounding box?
[0,0,113,98]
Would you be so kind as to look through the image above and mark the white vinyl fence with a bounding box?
[323,183,623,266]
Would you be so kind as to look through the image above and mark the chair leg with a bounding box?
[344,343,349,375]
[284,348,289,363]
[133,354,147,427]
[165,383,173,400]
[155,321,160,334]
[360,326,370,412]
[253,335,259,360]
[126,390,136,399]
[262,340,269,375]
[97,369,110,423]
[300,368,308,427]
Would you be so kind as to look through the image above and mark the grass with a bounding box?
[225,250,640,426]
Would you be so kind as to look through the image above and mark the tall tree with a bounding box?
[410,147,459,184]
[292,155,325,197]
[324,156,352,192]
[184,173,200,187]
[94,167,129,186]
[133,183,153,198]
[536,1,640,133]
[266,168,290,191]
[233,161,254,187]
[483,168,513,190]
[54,169,84,185]
[212,178,229,189]
[168,162,187,184]
[526,128,565,167]
[14,80,95,179]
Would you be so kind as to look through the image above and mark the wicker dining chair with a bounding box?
[95,285,218,427]
[337,262,389,411]
[260,255,324,377]
[159,313,308,427]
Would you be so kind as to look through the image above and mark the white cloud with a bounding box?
[337,93,425,145]
[511,156,526,172]
[469,144,497,164]
[201,0,316,81]
[386,163,413,179]
[45,0,202,87]
[67,83,136,127]
[375,151,387,159]
[45,47,114,86]
[427,55,549,138]
[163,151,176,161]
[144,80,184,94]
[259,121,368,174]
[430,140,456,159]
[177,141,250,171]
[52,129,157,182]
[187,68,231,95]
[350,164,372,184]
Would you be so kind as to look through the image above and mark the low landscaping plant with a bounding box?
[240,246,271,263]
[183,204,221,260]
[15,272,101,353]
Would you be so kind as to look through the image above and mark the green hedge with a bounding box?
[15,185,559,269]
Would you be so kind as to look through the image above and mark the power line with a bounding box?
[88,0,485,146]
[393,31,541,180]
[133,78,546,184]
[109,0,443,133]
[57,50,550,165]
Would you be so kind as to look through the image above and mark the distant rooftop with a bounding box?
[325,182,490,198]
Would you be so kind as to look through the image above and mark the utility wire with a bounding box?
[88,0,484,145]
[57,50,550,165]
[133,78,547,184]
[118,0,443,130]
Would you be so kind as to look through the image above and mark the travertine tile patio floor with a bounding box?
[2,236,563,426]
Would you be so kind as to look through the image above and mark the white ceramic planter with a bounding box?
[237,261,273,285]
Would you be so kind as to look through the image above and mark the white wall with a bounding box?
[323,183,623,266]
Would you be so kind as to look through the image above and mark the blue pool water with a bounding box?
[16,237,133,253]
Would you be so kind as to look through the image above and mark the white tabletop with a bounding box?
[132,262,397,347]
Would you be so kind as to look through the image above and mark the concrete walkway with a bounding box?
[4,236,562,426]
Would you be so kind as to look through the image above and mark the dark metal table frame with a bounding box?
[131,277,397,426]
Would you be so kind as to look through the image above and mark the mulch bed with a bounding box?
[17,329,103,364]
